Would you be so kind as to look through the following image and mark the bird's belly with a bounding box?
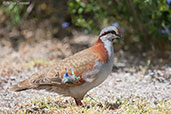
[69,60,113,99]
[86,62,113,89]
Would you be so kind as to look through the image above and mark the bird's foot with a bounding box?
[74,98,83,106]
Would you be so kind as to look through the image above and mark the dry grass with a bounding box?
[2,96,170,114]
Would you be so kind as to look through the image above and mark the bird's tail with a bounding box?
[8,78,35,92]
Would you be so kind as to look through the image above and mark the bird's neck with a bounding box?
[91,38,114,63]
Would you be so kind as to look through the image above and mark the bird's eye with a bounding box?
[111,31,116,35]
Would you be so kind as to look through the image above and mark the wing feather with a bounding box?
[31,48,103,87]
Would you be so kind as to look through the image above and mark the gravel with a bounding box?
[0,63,170,112]
[0,36,170,112]
[89,66,171,103]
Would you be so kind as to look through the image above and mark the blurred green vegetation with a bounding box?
[68,0,171,51]
[0,0,27,27]
[0,0,171,52]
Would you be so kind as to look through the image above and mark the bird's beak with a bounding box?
[112,34,121,42]
[116,34,121,39]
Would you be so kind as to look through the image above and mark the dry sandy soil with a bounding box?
[0,32,170,113]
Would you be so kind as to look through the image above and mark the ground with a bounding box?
[0,30,170,113]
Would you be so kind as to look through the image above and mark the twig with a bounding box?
[86,94,99,103]
[23,1,35,19]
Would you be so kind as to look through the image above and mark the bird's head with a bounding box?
[99,26,121,42]
[92,26,121,62]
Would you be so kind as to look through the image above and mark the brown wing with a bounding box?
[9,48,101,92]
[30,48,100,87]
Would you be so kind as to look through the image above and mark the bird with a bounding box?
[9,26,121,106]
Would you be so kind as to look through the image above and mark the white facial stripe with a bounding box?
[100,36,114,59]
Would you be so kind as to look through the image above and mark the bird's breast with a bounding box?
[69,52,114,99]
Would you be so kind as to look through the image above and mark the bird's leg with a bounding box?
[74,98,83,106]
